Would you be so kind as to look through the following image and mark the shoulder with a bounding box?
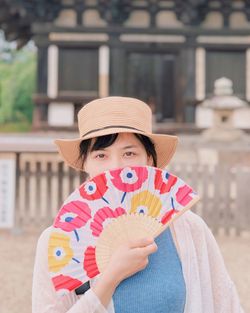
[178,211,222,259]
[37,226,53,243]
[177,210,209,233]
[170,211,210,257]
[35,226,53,257]
[172,210,217,251]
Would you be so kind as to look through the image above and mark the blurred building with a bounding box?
[0,0,250,130]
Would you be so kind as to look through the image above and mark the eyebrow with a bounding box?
[90,148,105,152]
[122,145,138,150]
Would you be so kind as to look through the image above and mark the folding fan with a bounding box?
[48,165,200,295]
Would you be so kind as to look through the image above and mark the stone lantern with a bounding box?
[196,77,248,141]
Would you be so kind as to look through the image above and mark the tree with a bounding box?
[0,31,36,127]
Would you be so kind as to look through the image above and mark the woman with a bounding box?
[32,97,244,313]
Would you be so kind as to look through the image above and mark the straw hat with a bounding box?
[55,97,178,171]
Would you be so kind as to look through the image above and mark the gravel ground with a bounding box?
[0,230,249,313]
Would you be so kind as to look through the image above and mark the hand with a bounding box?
[103,237,158,285]
[92,237,157,308]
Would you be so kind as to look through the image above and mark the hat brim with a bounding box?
[54,128,178,171]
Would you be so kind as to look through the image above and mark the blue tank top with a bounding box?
[112,228,186,313]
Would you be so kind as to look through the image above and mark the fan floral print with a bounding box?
[48,165,199,295]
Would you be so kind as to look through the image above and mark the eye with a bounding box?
[92,152,107,159]
[96,153,106,159]
[124,151,136,157]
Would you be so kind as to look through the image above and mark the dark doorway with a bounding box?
[125,52,177,121]
[58,47,98,95]
[206,50,246,98]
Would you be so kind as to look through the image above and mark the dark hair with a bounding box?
[79,133,157,169]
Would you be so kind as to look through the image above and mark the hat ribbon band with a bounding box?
[82,125,146,138]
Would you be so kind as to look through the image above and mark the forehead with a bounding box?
[114,133,138,142]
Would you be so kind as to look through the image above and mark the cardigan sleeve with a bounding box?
[32,227,108,313]
[202,221,244,313]
[185,212,245,313]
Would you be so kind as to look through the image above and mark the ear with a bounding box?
[147,155,154,167]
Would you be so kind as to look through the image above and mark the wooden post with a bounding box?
[46,162,52,225]
[57,162,64,210]
[13,152,22,234]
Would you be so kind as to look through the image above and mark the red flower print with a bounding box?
[176,185,193,206]
[84,246,100,278]
[54,201,92,233]
[52,274,82,292]
[90,207,126,237]
[161,209,178,224]
[161,197,178,224]
[79,173,108,201]
[110,166,148,193]
[154,169,177,194]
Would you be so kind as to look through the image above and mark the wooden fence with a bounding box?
[8,152,250,235]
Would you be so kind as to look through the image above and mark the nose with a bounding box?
[111,156,125,170]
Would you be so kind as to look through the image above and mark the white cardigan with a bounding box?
[32,211,244,313]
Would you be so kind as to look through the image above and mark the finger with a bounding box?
[141,242,158,256]
[128,237,154,249]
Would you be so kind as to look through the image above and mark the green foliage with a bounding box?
[0,47,36,130]
[0,121,32,132]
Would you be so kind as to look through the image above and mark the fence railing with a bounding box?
[171,163,250,235]
[3,152,250,235]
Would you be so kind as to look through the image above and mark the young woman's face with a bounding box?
[84,133,153,178]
